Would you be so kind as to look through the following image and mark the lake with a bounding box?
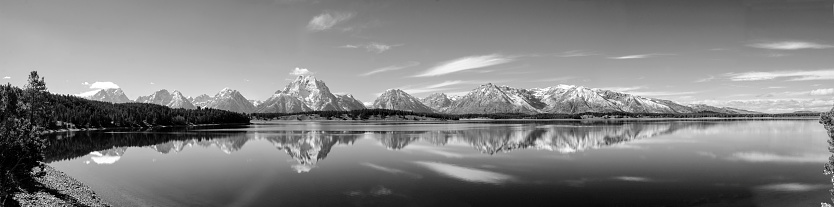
[46,120,829,207]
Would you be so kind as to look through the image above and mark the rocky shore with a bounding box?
[821,106,834,207]
[13,164,109,207]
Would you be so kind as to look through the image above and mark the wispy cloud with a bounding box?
[609,53,673,60]
[725,69,834,81]
[556,50,599,57]
[810,88,834,96]
[289,67,313,76]
[84,81,120,89]
[599,86,645,92]
[612,176,654,182]
[690,98,833,113]
[756,183,828,192]
[628,91,698,97]
[2,76,9,79]
[307,11,355,31]
[748,41,834,50]
[694,75,716,83]
[391,80,471,95]
[530,76,574,83]
[361,61,420,76]
[415,161,514,184]
[340,42,403,53]
[361,162,422,179]
[415,54,515,77]
[727,152,827,163]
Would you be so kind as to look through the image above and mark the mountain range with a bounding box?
[76,75,760,114]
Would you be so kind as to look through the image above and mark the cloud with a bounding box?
[612,176,653,182]
[361,162,423,179]
[556,50,599,57]
[628,91,699,97]
[289,67,313,76]
[361,61,420,76]
[530,76,575,83]
[88,82,120,89]
[756,183,828,192]
[810,88,834,96]
[415,161,514,184]
[415,54,515,77]
[340,42,402,53]
[599,86,645,92]
[694,75,716,83]
[690,98,833,113]
[307,11,355,31]
[725,69,834,81]
[149,82,155,85]
[2,76,9,79]
[727,152,827,163]
[609,53,673,60]
[748,41,834,50]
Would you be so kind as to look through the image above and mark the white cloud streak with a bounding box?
[89,82,120,89]
[690,98,833,113]
[725,69,834,81]
[415,54,515,77]
[599,86,645,92]
[415,161,514,184]
[289,67,313,76]
[2,76,9,79]
[361,61,420,76]
[556,50,599,57]
[810,88,834,96]
[748,41,834,50]
[307,11,355,31]
[727,152,827,163]
[340,42,403,53]
[609,53,673,60]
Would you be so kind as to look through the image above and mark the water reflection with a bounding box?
[46,121,715,171]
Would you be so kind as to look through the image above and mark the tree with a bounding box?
[0,72,49,206]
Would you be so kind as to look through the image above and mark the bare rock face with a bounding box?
[445,83,543,114]
[372,89,434,113]
[440,83,742,114]
[79,88,132,103]
[336,94,366,111]
[190,94,213,108]
[257,75,359,113]
[420,93,453,112]
[688,104,762,114]
[257,94,312,113]
[205,88,256,113]
[136,89,196,109]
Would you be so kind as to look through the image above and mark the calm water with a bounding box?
[46,120,829,207]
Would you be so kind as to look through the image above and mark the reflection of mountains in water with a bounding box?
[46,122,715,170]
[260,131,361,172]
[379,122,715,154]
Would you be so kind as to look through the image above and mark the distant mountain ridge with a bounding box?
[74,77,762,115]
[136,89,196,109]
[256,75,366,113]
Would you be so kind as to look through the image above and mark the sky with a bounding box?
[2,0,834,113]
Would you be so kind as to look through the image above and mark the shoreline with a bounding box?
[42,122,251,135]
[12,164,110,207]
[251,116,820,123]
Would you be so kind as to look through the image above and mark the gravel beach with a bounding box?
[12,164,110,207]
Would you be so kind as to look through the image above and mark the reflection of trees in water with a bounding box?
[44,130,248,163]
